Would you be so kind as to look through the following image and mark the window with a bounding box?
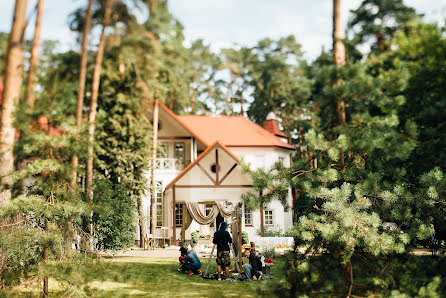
[175,203,183,227]
[156,181,163,226]
[278,156,285,166]
[174,142,185,162]
[244,206,252,226]
[264,210,273,225]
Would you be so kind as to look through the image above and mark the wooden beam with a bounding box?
[158,136,192,140]
[218,163,237,185]
[215,149,219,184]
[174,185,253,188]
[181,203,186,240]
[237,206,243,272]
[197,162,216,184]
[172,185,176,243]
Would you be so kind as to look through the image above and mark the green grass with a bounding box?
[6,256,285,297]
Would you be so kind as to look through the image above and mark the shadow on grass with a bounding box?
[87,257,282,297]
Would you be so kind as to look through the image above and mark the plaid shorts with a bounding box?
[216,250,231,268]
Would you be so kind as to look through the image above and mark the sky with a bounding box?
[0,0,445,61]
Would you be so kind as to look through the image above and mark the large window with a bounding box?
[175,203,183,227]
[174,142,185,162]
[264,210,273,225]
[156,181,163,226]
[244,206,252,226]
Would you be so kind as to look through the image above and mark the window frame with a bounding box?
[264,209,273,226]
[175,203,183,227]
[155,181,163,227]
[174,142,185,162]
[244,205,253,226]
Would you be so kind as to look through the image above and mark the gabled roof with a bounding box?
[165,141,241,190]
[146,101,208,146]
[178,115,295,150]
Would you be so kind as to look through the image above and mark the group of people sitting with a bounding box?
[178,221,264,281]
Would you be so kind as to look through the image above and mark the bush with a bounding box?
[257,225,284,237]
[191,231,199,244]
[262,246,276,259]
[93,180,135,250]
[242,231,249,244]
[266,253,446,297]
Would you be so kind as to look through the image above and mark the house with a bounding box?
[142,102,295,245]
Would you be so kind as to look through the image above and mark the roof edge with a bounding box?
[165,141,239,190]
[147,101,209,147]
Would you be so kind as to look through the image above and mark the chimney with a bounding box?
[264,112,290,142]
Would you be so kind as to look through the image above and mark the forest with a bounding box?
[0,0,445,296]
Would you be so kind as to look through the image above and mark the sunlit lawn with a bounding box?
[9,256,285,297]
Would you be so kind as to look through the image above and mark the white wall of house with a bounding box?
[230,146,294,237]
[137,106,294,243]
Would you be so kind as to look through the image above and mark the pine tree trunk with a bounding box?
[71,0,94,188]
[0,0,28,206]
[332,0,346,125]
[149,100,159,244]
[190,94,194,113]
[43,218,48,297]
[24,0,45,108]
[86,0,113,207]
[240,94,244,116]
[260,205,264,237]
[376,32,385,52]
[169,90,174,110]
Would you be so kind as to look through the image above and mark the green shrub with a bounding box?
[191,231,199,244]
[93,180,135,250]
[267,253,446,297]
[262,246,276,259]
[257,225,284,237]
[242,231,249,244]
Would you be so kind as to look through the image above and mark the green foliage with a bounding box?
[257,225,285,237]
[245,36,312,132]
[261,246,277,259]
[1,99,86,286]
[92,180,135,250]
[191,231,199,244]
[269,254,445,297]
[241,161,290,212]
[241,231,249,245]
[0,32,9,75]
[348,0,420,53]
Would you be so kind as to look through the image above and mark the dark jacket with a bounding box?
[213,222,232,251]
[184,250,201,269]
[249,253,263,276]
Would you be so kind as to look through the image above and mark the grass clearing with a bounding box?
[5,256,285,297]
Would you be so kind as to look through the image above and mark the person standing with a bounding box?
[213,222,232,280]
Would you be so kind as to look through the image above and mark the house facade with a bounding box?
[141,102,295,244]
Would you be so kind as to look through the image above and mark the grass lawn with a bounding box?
[8,256,285,297]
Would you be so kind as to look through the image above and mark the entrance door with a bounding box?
[216,212,224,230]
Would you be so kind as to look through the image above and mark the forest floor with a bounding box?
[9,255,285,297]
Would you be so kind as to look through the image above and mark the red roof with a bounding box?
[178,115,295,150]
[264,119,290,138]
